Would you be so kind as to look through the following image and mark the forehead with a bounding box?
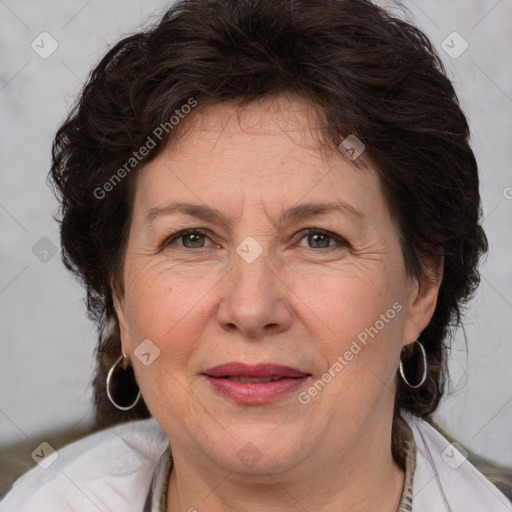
[133,95,385,224]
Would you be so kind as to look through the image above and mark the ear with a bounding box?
[402,256,444,344]
[111,277,128,335]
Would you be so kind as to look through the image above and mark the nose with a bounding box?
[216,248,293,339]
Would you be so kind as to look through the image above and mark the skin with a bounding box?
[113,95,443,512]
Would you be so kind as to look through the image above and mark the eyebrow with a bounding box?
[146,200,364,225]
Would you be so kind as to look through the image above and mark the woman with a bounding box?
[2,0,510,510]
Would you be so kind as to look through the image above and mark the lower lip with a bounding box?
[204,376,310,404]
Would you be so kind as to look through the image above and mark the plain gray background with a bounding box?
[1,0,511,466]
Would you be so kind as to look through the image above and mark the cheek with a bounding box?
[293,257,406,390]
[119,263,223,401]
[121,273,215,419]
[290,262,400,340]
[121,258,208,341]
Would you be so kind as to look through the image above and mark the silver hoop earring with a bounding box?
[399,340,427,389]
[106,354,141,411]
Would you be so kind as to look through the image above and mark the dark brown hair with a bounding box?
[49,0,488,468]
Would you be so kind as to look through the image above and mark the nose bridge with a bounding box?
[217,240,292,337]
[234,244,273,298]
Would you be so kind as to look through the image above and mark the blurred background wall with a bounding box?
[1,0,511,490]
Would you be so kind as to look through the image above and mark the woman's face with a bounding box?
[114,95,440,480]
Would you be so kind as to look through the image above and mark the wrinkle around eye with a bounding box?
[154,227,333,253]
[143,224,380,260]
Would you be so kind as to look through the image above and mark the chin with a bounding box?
[201,424,315,478]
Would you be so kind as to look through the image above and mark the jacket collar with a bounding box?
[143,414,512,511]
[404,412,512,511]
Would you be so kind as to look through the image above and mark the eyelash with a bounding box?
[161,228,348,252]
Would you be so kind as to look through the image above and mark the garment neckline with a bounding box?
[144,434,417,512]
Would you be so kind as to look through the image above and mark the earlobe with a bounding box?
[402,256,444,343]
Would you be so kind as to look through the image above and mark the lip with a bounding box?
[204,362,309,379]
[203,362,311,404]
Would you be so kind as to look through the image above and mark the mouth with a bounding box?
[220,376,288,383]
[202,362,311,404]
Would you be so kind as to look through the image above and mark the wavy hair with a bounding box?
[49,0,488,468]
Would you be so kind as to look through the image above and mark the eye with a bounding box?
[161,228,346,252]
[163,229,214,249]
[297,229,347,251]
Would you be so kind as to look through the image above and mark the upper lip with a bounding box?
[203,362,309,378]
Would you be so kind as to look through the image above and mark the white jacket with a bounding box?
[404,412,511,511]
[1,414,510,511]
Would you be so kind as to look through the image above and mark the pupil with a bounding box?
[182,233,330,249]
[310,233,329,248]
[184,233,204,248]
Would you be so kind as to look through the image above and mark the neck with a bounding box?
[166,414,405,512]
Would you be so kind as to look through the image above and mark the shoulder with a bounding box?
[403,412,512,512]
[0,417,169,512]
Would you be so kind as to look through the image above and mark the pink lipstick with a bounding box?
[203,362,310,404]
